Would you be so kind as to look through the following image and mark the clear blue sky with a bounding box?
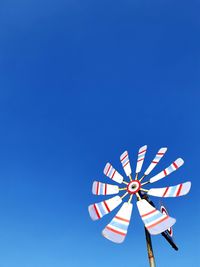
[0,0,199,266]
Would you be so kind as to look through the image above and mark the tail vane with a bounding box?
[137,199,176,235]
[92,181,119,195]
[144,147,167,176]
[88,196,122,221]
[136,145,147,174]
[120,151,132,176]
[103,163,124,184]
[147,181,191,198]
[149,158,184,184]
[102,202,133,243]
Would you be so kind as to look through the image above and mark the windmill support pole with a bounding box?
[144,227,156,267]
[138,193,156,267]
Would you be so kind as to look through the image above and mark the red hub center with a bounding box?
[127,180,141,195]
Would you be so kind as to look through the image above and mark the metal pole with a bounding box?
[139,193,156,267]
[144,227,156,267]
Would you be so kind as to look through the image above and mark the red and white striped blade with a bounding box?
[147,181,191,198]
[149,158,184,184]
[92,181,119,195]
[103,163,124,184]
[137,199,176,235]
[88,196,122,221]
[144,147,167,176]
[136,145,147,174]
[102,202,133,243]
[120,151,132,176]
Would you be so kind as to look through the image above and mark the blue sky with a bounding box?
[0,0,199,266]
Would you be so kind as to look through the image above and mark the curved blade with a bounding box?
[144,147,167,176]
[104,163,123,184]
[149,158,184,184]
[102,202,133,243]
[147,181,191,197]
[136,145,147,174]
[92,181,119,195]
[88,196,122,221]
[120,151,132,176]
[137,199,176,235]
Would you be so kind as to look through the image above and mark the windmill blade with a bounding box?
[88,196,122,221]
[120,151,132,177]
[92,181,119,195]
[104,163,124,184]
[136,145,147,174]
[149,158,184,184]
[147,181,191,198]
[102,202,133,243]
[144,147,167,176]
[137,199,176,235]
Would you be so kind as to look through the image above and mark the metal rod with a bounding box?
[121,192,128,199]
[129,174,132,181]
[128,194,133,203]
[119,187,127,191]
[139,174,146,182]
[138,192,156,267]
[135,173,139,180]
[141,181,150,186]
[144,227,156,267]
[122,181,128,185]
[140,188,148,193]
[136,192,141,200]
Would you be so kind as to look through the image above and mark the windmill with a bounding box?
[88,146,191,266]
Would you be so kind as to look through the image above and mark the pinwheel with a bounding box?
[88,146,191,244]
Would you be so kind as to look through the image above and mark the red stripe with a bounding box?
[147,216,169,229]
[115,216,130,223]
[104,184,107,195]
[103,201,110,212]
[162,187,169,197]
[106,226,126,236]
[173,161,178,169]
[167,228,173,236]
[96,182,99,195]
[137,158,144,162]
[111,170,116,179]
[120,153,128,162]
[106,164,111,176]
[164,169,167,176]
[138,149,146,155]
[152,161,158,164]
[93,204,101,219]
[142,209,156,218]
[157,152,164,155]
[123,160,129,167]
[176,184,183,196]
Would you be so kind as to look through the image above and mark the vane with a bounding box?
[88,146,191,267]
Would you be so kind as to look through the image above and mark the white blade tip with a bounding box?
[148,217,176,235]
[159,147,167,153]
[176,158,184,166]
[103,163,110,175]
[139,145,147,151]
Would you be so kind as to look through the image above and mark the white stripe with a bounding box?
[106,224,127,234]
[145,214,168,228]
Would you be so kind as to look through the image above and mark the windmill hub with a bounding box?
[127,180,141,195]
